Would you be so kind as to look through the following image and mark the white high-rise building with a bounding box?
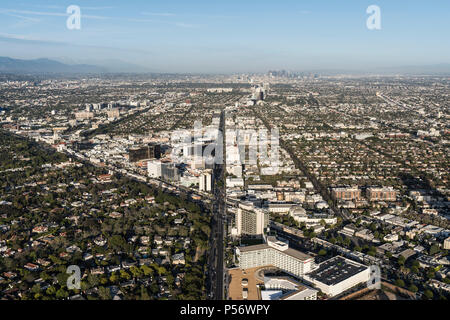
[148,160,162,178]
[199,174,206,192]
[199,170,213,192]
[206,172,212,191]
[235,202,269,237]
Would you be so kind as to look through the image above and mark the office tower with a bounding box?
[161,163,179,182]
[148,160,162,178]
[129,143,162,163]
[148,161,179,182]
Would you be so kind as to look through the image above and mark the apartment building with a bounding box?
[331,186,361,201]
[366,187,398,202]
[235,202,269,237]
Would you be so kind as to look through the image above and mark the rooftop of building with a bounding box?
[305,256,368,286]
[238,243,312,262]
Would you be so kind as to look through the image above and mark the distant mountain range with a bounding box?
[0,57,107,74]
[51,57,155,74]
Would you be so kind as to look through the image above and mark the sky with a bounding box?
[0,0,449,73]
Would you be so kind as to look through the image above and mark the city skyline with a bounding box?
[0,0,449,73]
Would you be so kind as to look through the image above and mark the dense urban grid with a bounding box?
[0,72,449,300]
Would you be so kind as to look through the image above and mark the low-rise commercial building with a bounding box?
[303,256,370,297]
[444,237,450,250]
[261,276,318,300]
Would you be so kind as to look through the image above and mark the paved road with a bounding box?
[207,110,226,300]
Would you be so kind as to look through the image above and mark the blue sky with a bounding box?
[0,0,449,73]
